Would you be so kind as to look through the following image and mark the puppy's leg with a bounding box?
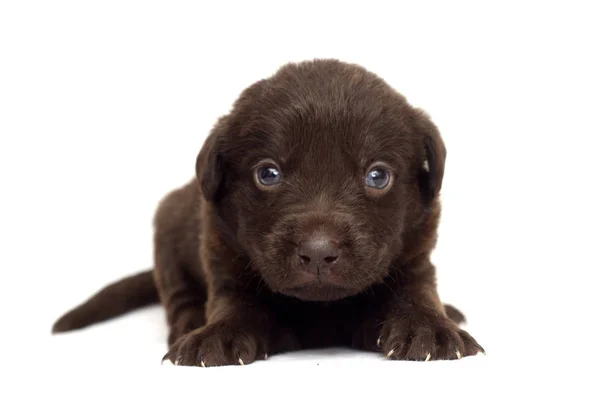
[154,249,207,347]
[361,259,484,361]
[163,239,275,367]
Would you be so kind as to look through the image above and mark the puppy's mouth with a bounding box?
[281,284,362,302]
[278,271,364,302]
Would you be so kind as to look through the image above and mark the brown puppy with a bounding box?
[52,59,484,366]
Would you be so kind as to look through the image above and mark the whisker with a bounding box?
[256,275,267,296]
[382,280,400,300]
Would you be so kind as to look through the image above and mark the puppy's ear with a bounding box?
[416,111,447,202]
[196,126,225,202]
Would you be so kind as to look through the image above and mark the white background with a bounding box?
[1,1,599,398]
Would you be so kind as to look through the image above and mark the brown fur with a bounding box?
[52,59,483,366]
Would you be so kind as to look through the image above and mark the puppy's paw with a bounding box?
[378,312,484,361]
[163,321,268,367]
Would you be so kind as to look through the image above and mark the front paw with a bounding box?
[378,311,484,361]
[163,320,269,367]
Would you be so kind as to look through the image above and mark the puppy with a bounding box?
[52,59,484,366]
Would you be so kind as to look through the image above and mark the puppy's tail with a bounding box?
[51,269,159,334]
[444,304,467,325]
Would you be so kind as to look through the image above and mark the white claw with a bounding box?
[456,351,462,359]
[264,353,269,360]
[238,357,245,366]
[425,353,431,362]
[386,349,395,358]
[200,360,206,368]
[377,336,382,347]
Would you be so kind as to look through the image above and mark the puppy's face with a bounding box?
[199,60,445,301]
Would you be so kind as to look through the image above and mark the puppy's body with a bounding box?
[53,59,483,366]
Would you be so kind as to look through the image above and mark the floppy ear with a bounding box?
[195,129,224,202]
[416,111,447,202]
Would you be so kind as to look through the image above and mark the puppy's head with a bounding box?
[197,59,446,301]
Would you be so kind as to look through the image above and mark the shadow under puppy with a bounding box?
[53,59,484,366]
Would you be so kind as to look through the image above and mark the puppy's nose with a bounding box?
[298,234,339,267]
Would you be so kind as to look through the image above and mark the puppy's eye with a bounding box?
[256,165,282,186]
[365,167,391,189]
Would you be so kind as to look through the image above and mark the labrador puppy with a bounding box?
[52,59,484,366]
